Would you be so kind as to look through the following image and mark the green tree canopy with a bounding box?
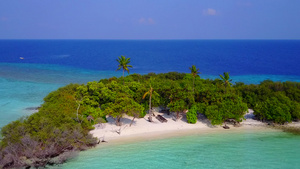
[104,94,144,126]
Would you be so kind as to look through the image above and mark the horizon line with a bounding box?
[0,38,299,41]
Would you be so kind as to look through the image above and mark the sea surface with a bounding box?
[58,130,300,169]
[1,40,300,168]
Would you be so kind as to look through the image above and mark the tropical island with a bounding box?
[0,56,300,168]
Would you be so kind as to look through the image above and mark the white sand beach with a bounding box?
[91,109,269,143]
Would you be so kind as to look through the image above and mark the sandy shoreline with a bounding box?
[90,109,275,145]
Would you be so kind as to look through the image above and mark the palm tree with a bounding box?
[189,65,200,93]
[219,72,233,92]
[143,86,154,122]
[116,55,133,85]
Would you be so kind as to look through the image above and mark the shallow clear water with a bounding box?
[0,77,59,126]
[58,130,300,169]
[0,63,120,127]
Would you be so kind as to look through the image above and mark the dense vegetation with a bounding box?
[1,70,300,168]
[0,84,98,168]
[235,80,300,124]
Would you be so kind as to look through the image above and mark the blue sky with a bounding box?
[0,0,299,39]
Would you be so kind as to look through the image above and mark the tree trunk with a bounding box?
[76,101,81,121]
[130,116,136,127]
[148,89,153,122]
[123,69,125,85]
[116,116,122,126]
[176,112,180,121]
[193,77,195,93]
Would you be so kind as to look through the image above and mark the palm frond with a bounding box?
[219,74,225,81]
[189,65,200,77]
[220,72,233,88]
[143,91,150,99]
[224,72,230,80]
[153,91,160,97]
[124,67,130,74]
[116,55,132,74]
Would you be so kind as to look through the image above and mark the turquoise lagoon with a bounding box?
[59,130,300,169]
[0,63,120,128]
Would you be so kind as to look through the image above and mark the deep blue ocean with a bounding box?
[1,40,300,168]
[1,40,300,77]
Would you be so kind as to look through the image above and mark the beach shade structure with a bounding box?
[225,118,239,126]
[156,115,168,123]
[223,124,230,129]
[160,109,170,115]
[87,115,94,122]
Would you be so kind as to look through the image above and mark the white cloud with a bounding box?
[0,17,8,21]
[237,1,252,7]
[139,17,155,25]
[147,18,155,24]
[203,8,217,16]
[139,18,146,24]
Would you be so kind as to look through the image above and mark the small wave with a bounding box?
[19,57,35,60]
[54,54,70,58]
[1,102,10,107]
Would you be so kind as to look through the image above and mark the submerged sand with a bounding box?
[90,109,272,144]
